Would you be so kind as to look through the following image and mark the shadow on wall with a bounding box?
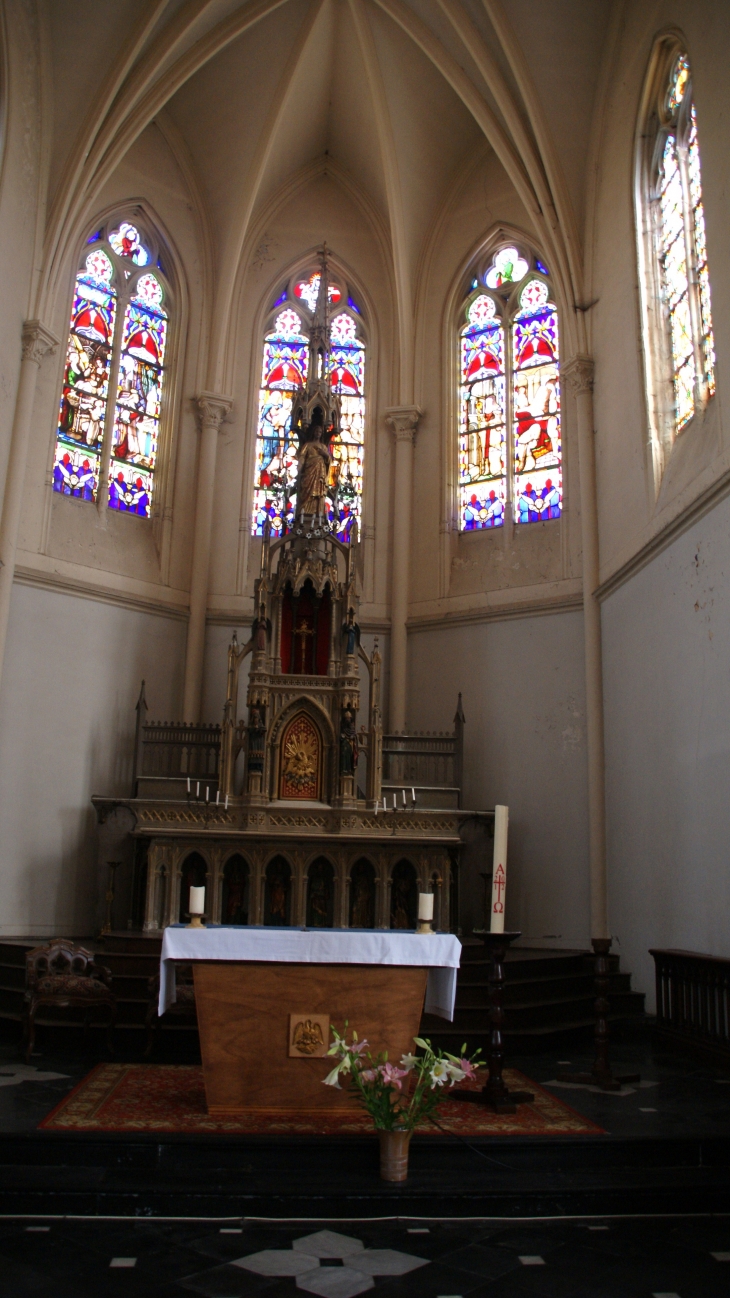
[20,804,99,937]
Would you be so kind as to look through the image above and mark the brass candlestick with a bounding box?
[416,919,434,935]
[186,913,207,929]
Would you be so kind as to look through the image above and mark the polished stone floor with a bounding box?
[0,1214,729,1298]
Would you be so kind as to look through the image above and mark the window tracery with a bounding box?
[253,269,366,540]
[53,219,170,517]
[458,246,561,530]
[640,46,715,448]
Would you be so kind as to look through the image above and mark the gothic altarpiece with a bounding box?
[94,256,489,937]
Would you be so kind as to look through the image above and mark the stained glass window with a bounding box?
[328,311,365,541]
[252,270,367,538]
[655,52,714,434]
[53,219,170,517]
[513,280,561,522]
[458,250,560,529]
[459,295,506,529]
[108,272,167,516]
[54,250,116,501]
[253,309,309,536]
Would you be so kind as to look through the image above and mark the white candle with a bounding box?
[196,782,200,798]
[187,777,191,794]
[216,790,220,805]
[417,892,434,921]
[189,885,205,914]
[411,787,416,802]
[401,789,406,806]
[224,794,229,810]
[205,786,210,803]
[490,804,509,933]
[393,794,397,811]
[374,800,378,816]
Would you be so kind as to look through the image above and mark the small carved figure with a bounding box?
[247,705,266,773]
[342,607,360,657]
[339,708,358,776]
[252,601,270,652]
[269,875,287,921]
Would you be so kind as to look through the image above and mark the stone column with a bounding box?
[0,321,58,681]
[182,392,233,721]
[385,406,421,733]
[564,356,608,940]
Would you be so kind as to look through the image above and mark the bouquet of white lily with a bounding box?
[323,1024,481,1132]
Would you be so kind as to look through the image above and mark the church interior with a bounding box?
[0,0,730,1293]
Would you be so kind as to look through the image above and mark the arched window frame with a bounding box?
[636,38,715,485]
[251,264,368,540]
[456,243,561,531]
[52,213,175,519]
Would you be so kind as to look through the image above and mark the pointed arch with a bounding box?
[636,34,716,487]
[52,209,180,518]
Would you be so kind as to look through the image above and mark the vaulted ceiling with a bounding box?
[38,0,614,364]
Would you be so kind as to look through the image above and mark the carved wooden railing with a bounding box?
[381,697,465,801]
[650,948,730,1064]
[133,682,221,791]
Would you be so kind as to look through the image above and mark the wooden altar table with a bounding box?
[159,927,461,1116]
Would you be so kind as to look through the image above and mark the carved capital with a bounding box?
[385,405,422,443]
[195,391,233,432]
[563,355,594,397]
[21,319,59,365]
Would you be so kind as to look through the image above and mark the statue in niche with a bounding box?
[308,864,331,927]
[296,406,331,517]
[339,708,358,776]
[269,873,287,922]
[247,705,266,773]
[350,866,374,928]
[252,599,270,652]
[391,874,411,929]
[342,607,360,658]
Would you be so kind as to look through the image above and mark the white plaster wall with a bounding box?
[603,497,730,1010]
[408,610,590,944]
[0,583,185,935]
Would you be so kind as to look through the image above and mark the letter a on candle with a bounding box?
[490,804,509,932]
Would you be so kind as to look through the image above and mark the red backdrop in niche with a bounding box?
[280,582,331,675]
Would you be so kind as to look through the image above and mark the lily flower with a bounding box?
[379,1063,409,1091]
[429,1060,450,1088]
[400,1053,418,1071]
[323,1063,344,1088]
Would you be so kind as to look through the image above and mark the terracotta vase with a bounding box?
[378,1128,412,1182]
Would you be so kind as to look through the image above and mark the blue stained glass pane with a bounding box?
[458,295,506,529]
[87,228,103,244]
[108,289,167,518]
[513,284,561,523]
[53,271,117,503]
[536,259,549,276]
[273,290,288,308]
[347,296,361,314]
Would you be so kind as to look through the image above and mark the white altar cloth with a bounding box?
[159,927,461,1021]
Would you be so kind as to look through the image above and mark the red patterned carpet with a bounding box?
[39,1065,603,1136]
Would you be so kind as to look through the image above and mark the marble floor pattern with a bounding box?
[0,1215,728,1298]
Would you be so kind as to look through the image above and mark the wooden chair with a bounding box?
[23,939,116,1062]
[145,964,197,1057]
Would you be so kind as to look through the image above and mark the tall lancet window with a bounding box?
[638,45,715,456]
[458,246,561,529]
[252,268,366,540]
[54,219,170,516]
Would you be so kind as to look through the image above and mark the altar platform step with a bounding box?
[0,1130,728,1219]
[0,937,644,1049]
[423,944,645,1052]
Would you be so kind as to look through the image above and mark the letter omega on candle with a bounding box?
[490,805,509,933]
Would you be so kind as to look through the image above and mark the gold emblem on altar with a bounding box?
[280,713,321,800]
[289,1013,329,1057]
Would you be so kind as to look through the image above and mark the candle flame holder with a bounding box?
[186,913,207,929]
[415,919,434,935]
